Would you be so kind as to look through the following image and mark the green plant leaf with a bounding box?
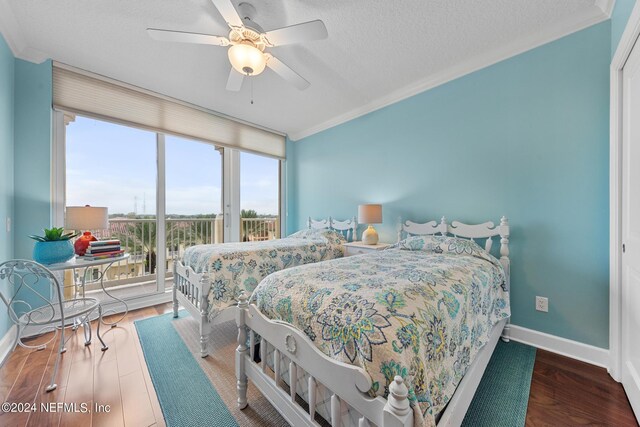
[38,227,76,241]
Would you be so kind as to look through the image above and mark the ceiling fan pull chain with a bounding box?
[250,76,254,105]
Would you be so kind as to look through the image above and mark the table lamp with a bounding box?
[65,205,109,256]
[358,204,382,245]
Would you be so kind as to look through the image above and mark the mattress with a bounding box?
[181,228,346,320]
[252,235,510,427]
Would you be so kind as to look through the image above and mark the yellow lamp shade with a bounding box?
[228,43,266,76]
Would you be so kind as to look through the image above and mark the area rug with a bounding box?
[136,312,536,427]
[134,311,238,427]
[461,340,537,427]
[136,311,288,426]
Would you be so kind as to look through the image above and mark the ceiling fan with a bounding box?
[147,0,328,91]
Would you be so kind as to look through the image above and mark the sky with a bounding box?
[66,116,279,216]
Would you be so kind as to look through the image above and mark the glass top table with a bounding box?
[47,254,130,327]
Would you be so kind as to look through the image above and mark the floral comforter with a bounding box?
[252,235,510,427]
[181,229,346,320]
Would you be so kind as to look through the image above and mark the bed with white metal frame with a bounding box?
[236,216,510,427]
[173,216,357,358]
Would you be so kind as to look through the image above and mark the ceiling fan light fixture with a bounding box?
[228,43,266,76]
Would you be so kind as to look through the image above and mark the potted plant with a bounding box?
[29,227,78,265]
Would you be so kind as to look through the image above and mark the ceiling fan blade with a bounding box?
[265,54,310,90]
[210,0,243,28]
[226,68,244,91]
[147,28,229,46]
[264,20,328,46]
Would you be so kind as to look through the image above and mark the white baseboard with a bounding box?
[0,325,17,367]
[509,324,609,369]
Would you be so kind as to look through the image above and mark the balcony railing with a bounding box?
[81,217,278,292]
[241,217,280,242]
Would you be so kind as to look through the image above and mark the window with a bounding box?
[66,116,160,297]
[240,152,280,242]
[58,112,282,300]
[165,135,224,288]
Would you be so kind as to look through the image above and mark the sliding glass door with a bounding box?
[59,112,280,302]
[165,135,223,289]
[240,151,280,242]
[65,116,160,298]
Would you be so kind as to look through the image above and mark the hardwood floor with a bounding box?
[0,304,636,426]
[526,349,638,426]
[0,304,171,427]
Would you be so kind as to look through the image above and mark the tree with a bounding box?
[114,220,158,274]
[113,218,216,273]
[240,209,258,218]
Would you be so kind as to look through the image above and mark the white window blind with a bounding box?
[52,63,285,159]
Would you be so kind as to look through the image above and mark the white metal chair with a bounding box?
[0,259,108,392]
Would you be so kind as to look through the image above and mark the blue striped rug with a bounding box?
[135,311,238,427]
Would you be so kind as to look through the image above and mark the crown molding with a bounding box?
[0,0,48,63]
[288,4,610,141]
[596,0,616,17]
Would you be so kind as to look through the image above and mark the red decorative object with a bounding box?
[74,231,97,256]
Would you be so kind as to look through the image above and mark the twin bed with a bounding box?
[173,216,357,357]
[174,216,511,427]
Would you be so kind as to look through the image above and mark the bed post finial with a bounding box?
[397,216,403,243]
[352,216,357,242]
[499,217,510,267]
[383,376,412,426]
[439,216,448,235]
[307,216,312,229]
[199,272,211,357]
[499,216,511,343]
[236,292,249,409]
[172,261,179,318]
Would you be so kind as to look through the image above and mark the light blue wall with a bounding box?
[13,59,52,259]
[0,39,52,338]
[287,22,611,348]
[611,0,637,56]
[0,34,15,336]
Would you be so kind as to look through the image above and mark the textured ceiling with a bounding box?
[1,0,610,140]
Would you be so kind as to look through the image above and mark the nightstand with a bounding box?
[343,241,392,257]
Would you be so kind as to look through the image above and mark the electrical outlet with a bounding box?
[536,296,548,312]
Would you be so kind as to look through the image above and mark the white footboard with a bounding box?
[236,294,413,427]
[173,261,212,357]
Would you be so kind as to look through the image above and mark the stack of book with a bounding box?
[83,240,124,260]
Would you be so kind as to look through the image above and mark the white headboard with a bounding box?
[398,216,510,289]
[308,216,357,242]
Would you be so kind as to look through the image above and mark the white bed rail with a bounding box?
[173,261,215,357]
[237,293,412,427]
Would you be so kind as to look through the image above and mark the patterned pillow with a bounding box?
[393,235,486,256]
[288,229,321,239]
[288,228,347,244]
